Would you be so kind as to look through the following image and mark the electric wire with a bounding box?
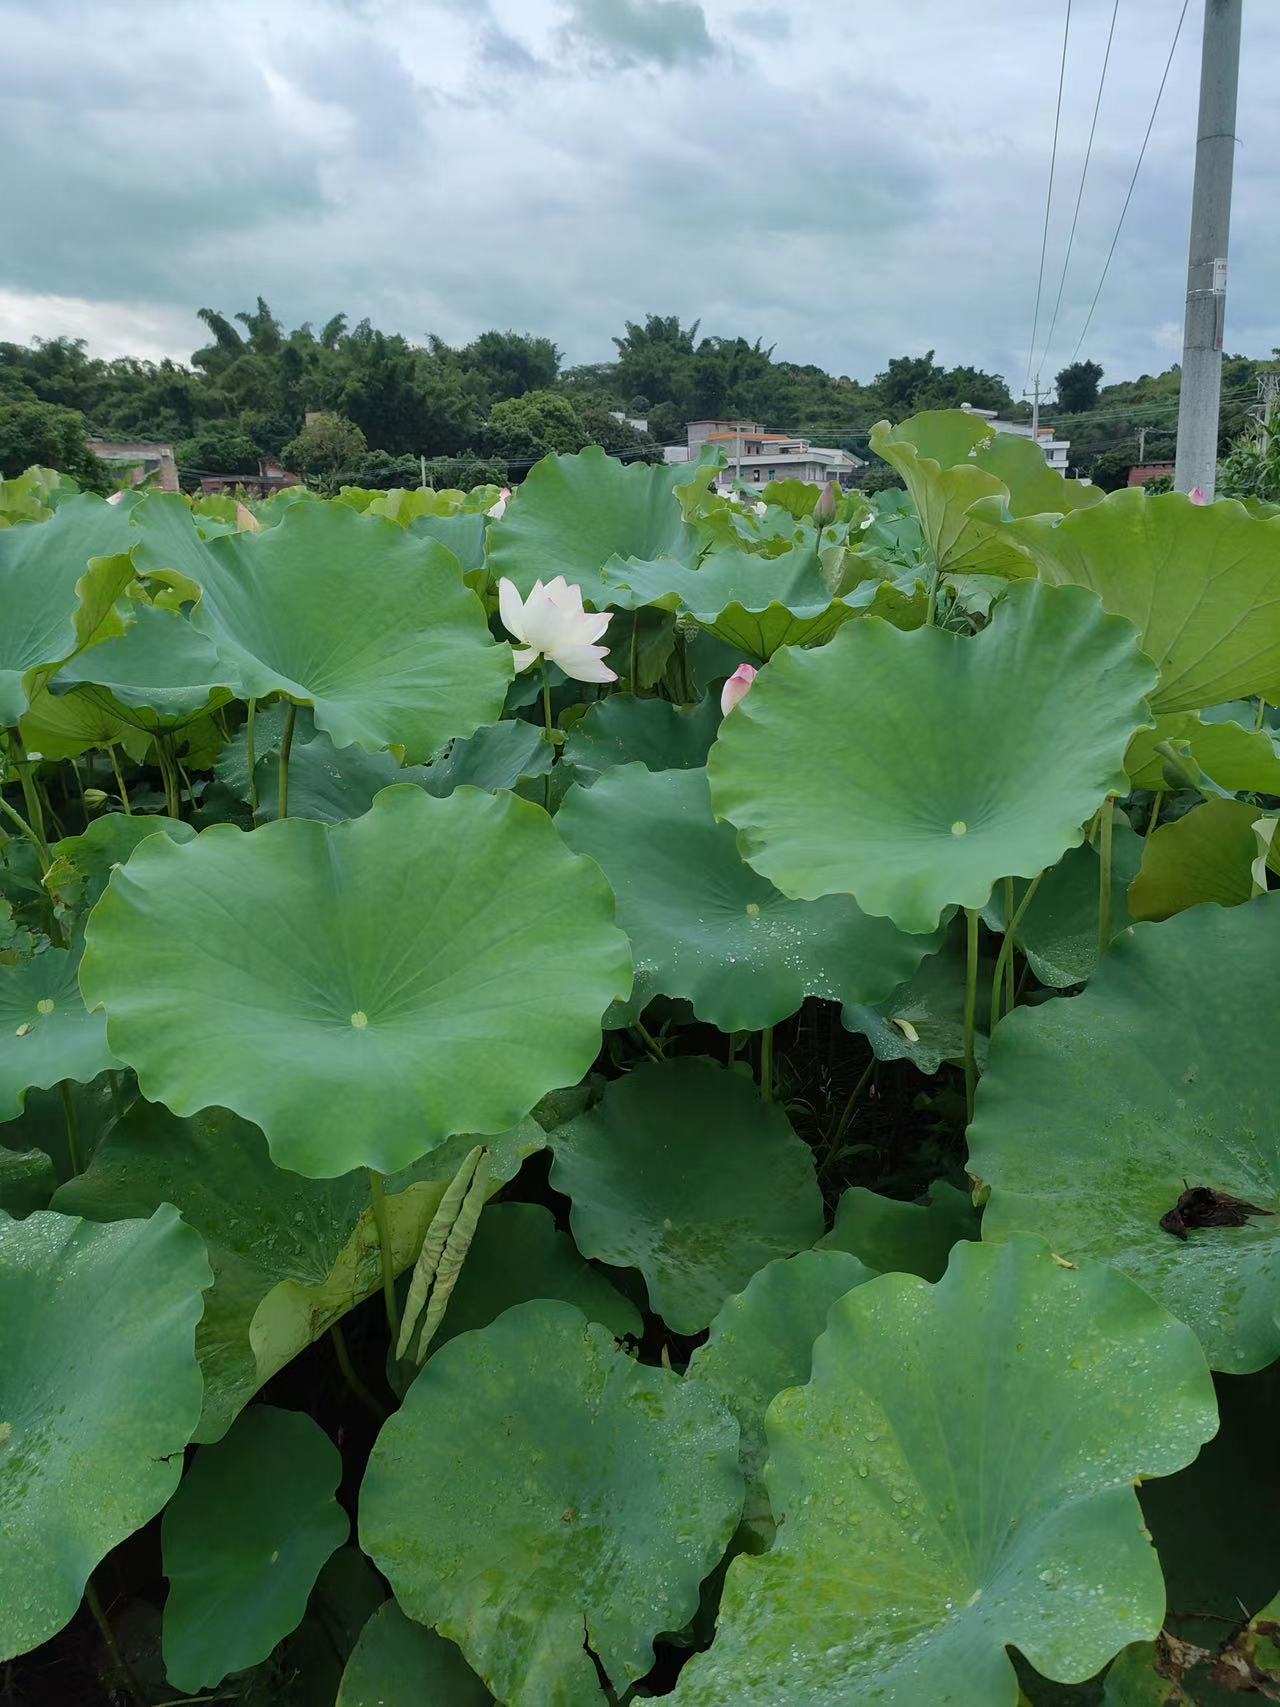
[1024,0,1075,393]
[1067,0,1192,363]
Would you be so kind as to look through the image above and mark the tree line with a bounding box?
[0,299,1274,493]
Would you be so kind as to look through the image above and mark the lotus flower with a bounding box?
[720,663,757,716]
[1189,486,1208,505]
[498,575,616,683]
[488,487,511,519]
[814,480,839,526]
[106,490,125,506]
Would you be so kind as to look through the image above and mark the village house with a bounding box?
[664,418,865,490]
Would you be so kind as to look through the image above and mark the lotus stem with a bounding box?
[368,1169,401,1344]
[0,791,50,874]
[1257,697,1267,732]
[245,697,258,813]
[1097,801,1114,960]
[329,1323,387,1423]
[1144,788,1164,838]
[156,738,181,818]
[107,744,132,815]
[630,613,640,691]
[541,663,554,810]
[963,908,980,1125]
[989,872,1044,1032]
[760,1025,774,1103]
[59,1081,82,1178]
[83,1577,148,1707]
[924,559,942,626]
[277,702,297,820]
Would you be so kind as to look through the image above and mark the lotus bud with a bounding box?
[106,490,125,506]
[814,481,839,527]
[487,488,511,519]
[720,664,758,717]
[1189,486,1208,505]
[83,788,109,808]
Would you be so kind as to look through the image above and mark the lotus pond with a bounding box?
[1,413,1279,1705]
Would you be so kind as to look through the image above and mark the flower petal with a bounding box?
[511,646,540,673]
[497,578,527,643]
[720,663,758,716]
[552,643,618,684]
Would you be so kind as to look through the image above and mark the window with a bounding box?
[751,468,761,481]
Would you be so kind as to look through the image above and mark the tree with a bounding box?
[0,401,111,489]
[1055,360,1104,414]
[1086,447,1137,493]
[174,423,261,475]
[481,391,588,461]
[460,331,560,402]
[280,414,368,484]
[1218,428,1280,504]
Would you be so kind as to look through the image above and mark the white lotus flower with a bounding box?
[488,487,511,519]
[498,575,617,684]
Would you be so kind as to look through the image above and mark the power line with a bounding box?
[1067,0,1192,364]
[1024,0,1075,394]
[1036,0,1121,380]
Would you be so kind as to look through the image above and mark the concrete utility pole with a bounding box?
[1138,425,1148,463]
[1174,0,1243,497]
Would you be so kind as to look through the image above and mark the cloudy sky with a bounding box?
[2,0,1276,390]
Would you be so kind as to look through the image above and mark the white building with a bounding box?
[960,404,1071,472]
[664,418,864,489]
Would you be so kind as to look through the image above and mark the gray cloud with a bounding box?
[0,0,1276,397]
[559,0,716,70]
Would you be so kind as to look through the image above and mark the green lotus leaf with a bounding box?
[817,1182,979,1280]
[0,1205,211,1662]
[1128,798,1260,921]
[486,447,701,598]
[248,728,431,824]
[1126,711,1280,793]
[51,603,234,731]
[50,812,196,907]
[19,680,141,760]
[54,1099,545,1441]
[600,540,856,660]
[1139,1362,1280,1680]
[972,430,1106,519]
[0,1145,56,1216]
[561,692,720,785]
[421,1201,641,1355]
[213,700,313,801]
[421,717,552,797]
[0,494,137,725]
[360,1299,742,1706]
[986,490,1280,713]
[550,1057,823,1332]
[558,765,940,1031]
[709,580,1157,933]
[79,785,631,1177]
[1,1078,115,1186]
[410,510,489,573]
[0,935,119,1120]
[969,895,1280,1371]
[671,1238,1217,1707]
[162,1405,349,1691]
[149,501,510,762]
[129,490,226,601]
[251,1545,385,1707]
[686,1250,875,1546]
[1101,1643,1189,1705]
[980,821,1143,988]
[841,929,989,1073]
[338,1601,492,1706]
[868,412,1009,574]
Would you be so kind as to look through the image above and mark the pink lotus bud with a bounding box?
[106,490,125,505]
[1189,486,1208,505]
[720,664,758,717]
[814,480,838,526]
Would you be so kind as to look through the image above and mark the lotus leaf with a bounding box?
[0,935,119,1120]
[710,579,1157,933]
[686,1251,874,1545]
[841,930,988,1073]
[338,1601,492,1706]
[50,812,196,906]
[987,490,1280,713]
[671,1238,1217,1707]
[486,447,701,597]
[1128,798,1260,920]
[558,764,941,1030]
[80,785,631,1176]
[421,1201,641,1354]
[161,502,510,761]
[0,1205,211,1661]
[0,494,136,725]
[561,691,720,784]
[980,823,1143,987]
[600,539,855,659]
[0,1145,56,1216]
[817,1182,979,1280]
[247,728,431,823]
[359,1299,742,1707]
[54,1099,546,1440]
[51,602,234,730]
[1127,711,1280,794]
[969,895,1280,1371]
[162,1406,349,1690]
[420,717,552,796]
[549,1057,823,1332]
